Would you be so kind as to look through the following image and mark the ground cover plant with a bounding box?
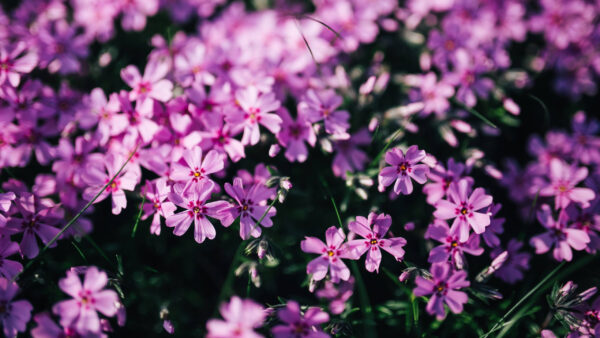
[0,0,600,337]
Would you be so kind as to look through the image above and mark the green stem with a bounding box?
[131,194,147,238]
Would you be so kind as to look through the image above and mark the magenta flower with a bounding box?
[276,108,316,163]
[298,89,349,138]
[331,128,371,179]
[0,42,38,87]
[184,116,245,162]
[82,154,139,215]
[141,178,176,236]
[271,301,330,338]
[345,212,407,273]
[227,86,282,146]
[539,158,595,210]
[301,226,354,283]
[425,220,484,269]
[482,204,505,248]
[0,278,32,338]
[4,193,61,259]
[206,296,266,338]
[166,181,228,244]
[433,179,493,242]
[530,204,590,262]
[570,111,600,165]
[378,145,430,195]
[52,267,120,335]
[120,59,173,103]
[170,146,224,192]
[413,262,470,320]
[221,178,277,240]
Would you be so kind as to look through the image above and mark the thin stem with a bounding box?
[11,147,138,283]
[350,261,377,338]
[131,194,147,238]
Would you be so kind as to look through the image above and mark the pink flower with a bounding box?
[141,178,176,236]
[378,145,430,195]
[0,42,38,87]
[120,59,173,103]
[345,212,407,273]
[170,146,224,193]
[413,262,470,320]
[166,181,228,244]
[425,220,484,269]
[271,301,330,338]
[433,179,493,242]
[491,240,530,284]
[530,204,590,262]
[220,178,277,240]
[206,296,266,338]
[276,108,316,163]
[82,154,139,215]
[0,278,32,338]
[116,93,159,144]
[52,267,120,335]
[539,158,595,210]
[413,72,455,116]
[298,89,349,138]
[301,226,354,283]
[227,86,282,146]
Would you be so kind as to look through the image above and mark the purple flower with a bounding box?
[52,267,120,335]
[425,220,484,269]
[120,59,173,103]
[423,158,472,205]
[227,86,282,146]
[378,145,430,195]
[411,72,454,116]
[4,193,61,259]
[331,128,370,179]
[166,181,228,244]
[0,42,38,87]
[413,262,470,320]
[301,226,354,283]
[220,178,277,240]
[271,301,330,338]
[0,192,15,227]
[570,111,600,165]
[491,240,530,284]
[298,89,350,138]
[31,313,92,338]
[345,212,407,273]
[206,296,266,338]
[0,237,23,280]
[0,278,32,338]
[539,158,595,210]
[433,179,493,242]
[530,204,590,262]
[482,203,505,248]
[315,278,354,315]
